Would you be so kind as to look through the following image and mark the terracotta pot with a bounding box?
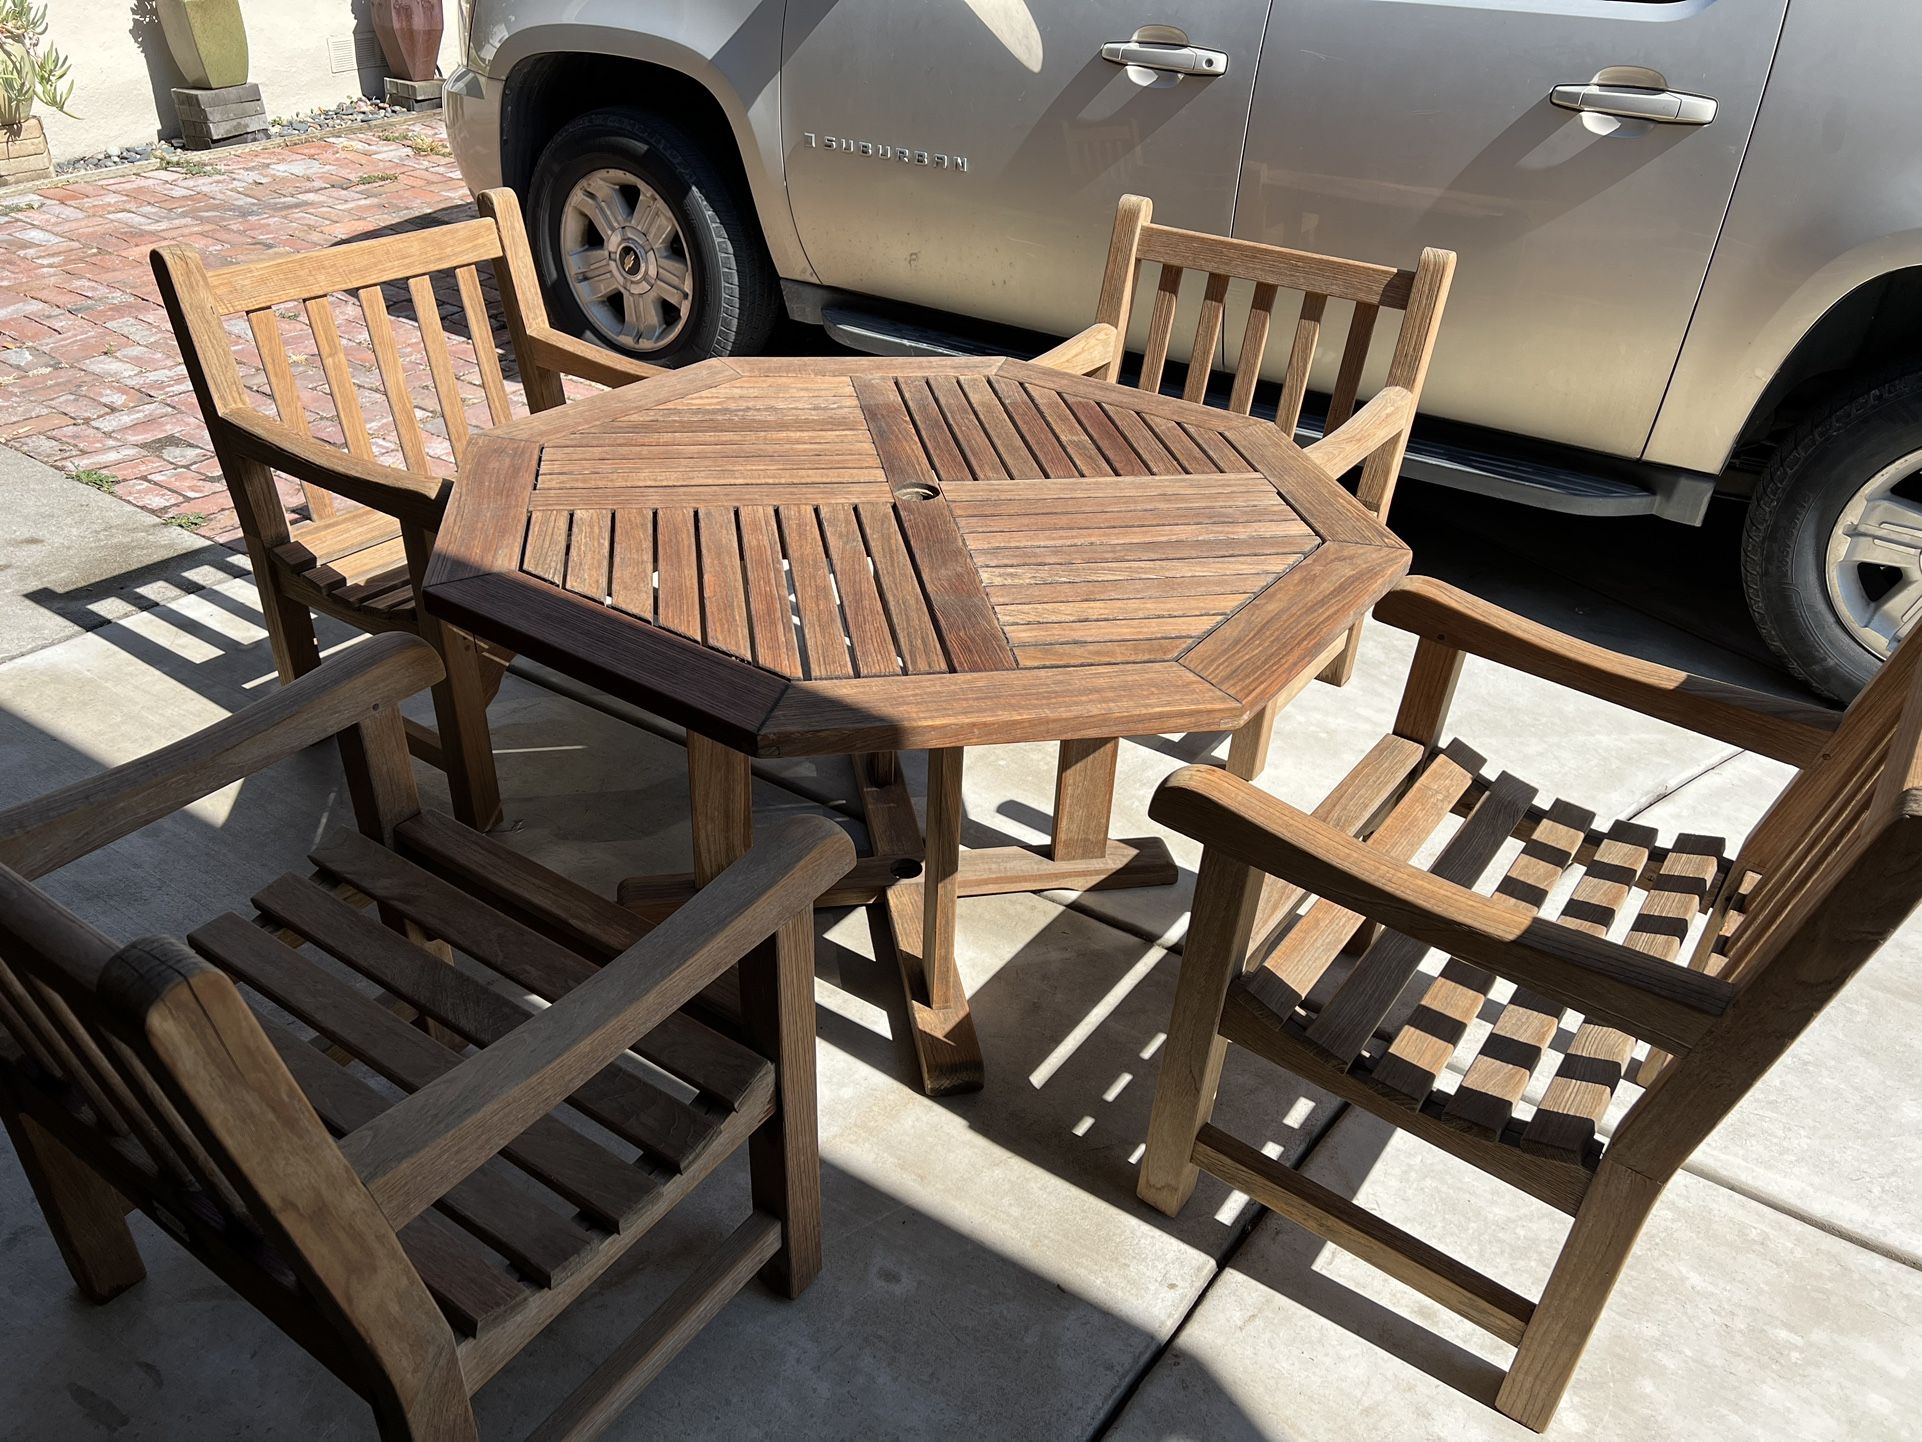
[156,0,250,91]
[372,0,444,83]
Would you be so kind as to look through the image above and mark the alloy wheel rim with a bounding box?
[1824,448,1922,660]
[559,168,693,353]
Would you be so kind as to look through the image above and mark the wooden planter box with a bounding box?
[0,118,52,185]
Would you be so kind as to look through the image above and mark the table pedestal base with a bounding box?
[618,743,1178,1097]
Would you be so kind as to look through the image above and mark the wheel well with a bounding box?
[497,53,755,212]
[1735,268,1922,466]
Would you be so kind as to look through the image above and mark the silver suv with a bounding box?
[443,0,1922,701]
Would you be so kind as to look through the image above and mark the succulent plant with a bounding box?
[0,0,74,127]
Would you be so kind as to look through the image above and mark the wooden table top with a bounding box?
[424,356,1409,757]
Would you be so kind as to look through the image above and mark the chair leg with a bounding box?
[254,570,324,685]
[738,909,823,1297]
[427,624,502,832]
[2,1108,145,1303]
[1137,849,1264,1216]
[1497,1159,1664,1432]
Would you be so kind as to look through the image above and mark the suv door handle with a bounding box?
[1551,82,1716,126]
[1101,40,1228,77]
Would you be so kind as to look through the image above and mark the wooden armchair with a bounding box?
[1029,194,1453,870]
[1135,575,1915,1432]
[152,188,664,831]
[1037,194,1454,699]
[0,634,853,1440]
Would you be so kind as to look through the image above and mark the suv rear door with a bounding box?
[1235,0,1787,457]
[780,1,1272,338]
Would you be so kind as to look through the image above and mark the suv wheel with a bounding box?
[1744,366,1922,701]
[528,109,778,365]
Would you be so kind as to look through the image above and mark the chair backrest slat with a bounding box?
[357,285,432,475]
[1323,302,1378,431]
[1227,281,1278,416]
[455,263,515,428]
[1183,271,1231,405]
[408,271,473,460]
[1137,264,1183,396]
[0,877,227,1202]
[244,307,332,520]
[302,295,376,463]
[1275,292,1327,436]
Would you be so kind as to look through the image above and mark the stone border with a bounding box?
[0,111,448,201]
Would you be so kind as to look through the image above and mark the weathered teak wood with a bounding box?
[151,187,665,831]
[0,636,851,1440]
[421,354,1405,1095]
[1030,193,1454,844]
[1136,576,1911,1433]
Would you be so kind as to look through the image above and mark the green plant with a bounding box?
[353,171,398,186]
[163,156,218,176]
[0,0,73,125]
[165,511,208,530]
[71,468,115,492]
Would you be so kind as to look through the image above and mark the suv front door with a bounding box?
[780,1,1272,339]
[1237,0,1787,457]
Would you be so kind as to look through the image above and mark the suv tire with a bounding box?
[528,109,778,365]
[1744,365,1922,701]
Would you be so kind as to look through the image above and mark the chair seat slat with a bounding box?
[188,912,660,1232]
[307,828,768,1108]
[265,1022,595,1287]
[250,874,743,1172]
[393,809,651,961]
[1306,770,1536,1064]
[1245,740,1482,1017]
[1523,835,1722,1159]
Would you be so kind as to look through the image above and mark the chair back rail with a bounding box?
[1611,633,1922,1177]
[154,197,557,536]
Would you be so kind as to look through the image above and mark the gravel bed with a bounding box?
[54,96,416,176]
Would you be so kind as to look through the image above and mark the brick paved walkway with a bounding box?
[0,119,485,543]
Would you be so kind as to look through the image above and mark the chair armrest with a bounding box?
[1151,766,1731,1055]
[339,816,855,1227]
[1031,323,1119,376]
[1377,576,1841,767]
[0,635,443,881]
[1301,386,1414,480]
[522,326,667,390]
[225,411,448,530]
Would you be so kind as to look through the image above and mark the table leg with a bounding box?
[1051,738,1119,862]
[921,748,965,1012]
[856,751,984,1097]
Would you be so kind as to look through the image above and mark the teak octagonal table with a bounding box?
[425,356,1409,1095]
